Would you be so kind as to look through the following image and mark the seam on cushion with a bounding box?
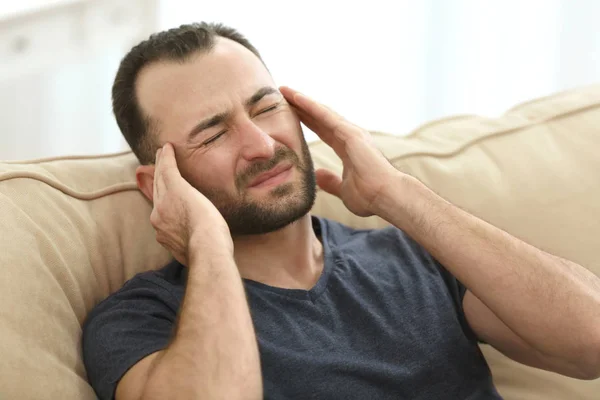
[403,114,480,139]
[0,171,138,200]
[2,150,133,164]
[369,130,401,138]
[388,101,600,163]
[306,131,394,151]
[405,85,600,140]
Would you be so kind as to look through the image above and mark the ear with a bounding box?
[136,164,155,202]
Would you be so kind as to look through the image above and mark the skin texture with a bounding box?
[116,37,600,400]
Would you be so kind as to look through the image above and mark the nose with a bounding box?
[238,119,276,161]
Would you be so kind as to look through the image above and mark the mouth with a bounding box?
[248,163,294,189]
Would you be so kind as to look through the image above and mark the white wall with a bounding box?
[0,0,156,160]
[159,0,600,142]
[1,0,599,159]
[160,0,433,140]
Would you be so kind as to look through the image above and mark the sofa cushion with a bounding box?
[1,84,599,399]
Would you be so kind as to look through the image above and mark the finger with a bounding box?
[281,86,348,145]
[155,143,183,188]
[279,86,297,103]
[292,105,322,138]
[153,148,163,200]
[294,106,354,163]
[315,168,343,198]
[158,143,181,177]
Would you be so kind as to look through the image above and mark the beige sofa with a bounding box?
[1,84,599,399]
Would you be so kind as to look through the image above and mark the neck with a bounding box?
[232,214,323,290]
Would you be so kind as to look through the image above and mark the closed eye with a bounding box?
[257,104,278,115]
[202,104,278,146]
[203,130,226,145]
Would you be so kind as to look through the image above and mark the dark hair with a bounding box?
[112,22,263,164]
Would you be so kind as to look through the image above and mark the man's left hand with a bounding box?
[280,86,400,217]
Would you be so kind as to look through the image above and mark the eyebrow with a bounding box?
[245,86,279,108]
[187,86,280,142]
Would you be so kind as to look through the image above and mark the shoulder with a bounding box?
[318,216,421,254]
[82,260,184,399]
[84,260,185,329]
[320,216,452,283]
[316,216,374,245]
[129,258,187,291]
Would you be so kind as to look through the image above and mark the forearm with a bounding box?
[375,173,600,364]
[143,242,262,400]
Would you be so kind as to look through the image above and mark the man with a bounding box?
[82,22,600,400]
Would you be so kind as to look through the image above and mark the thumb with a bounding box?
[315,168,342,198]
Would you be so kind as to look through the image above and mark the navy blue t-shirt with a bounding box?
[83,216,502,399]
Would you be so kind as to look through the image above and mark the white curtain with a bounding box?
[1,0,599,159]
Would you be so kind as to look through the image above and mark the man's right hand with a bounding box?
[151,143,233,265]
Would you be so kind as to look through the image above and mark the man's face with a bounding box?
[136,38,316,236]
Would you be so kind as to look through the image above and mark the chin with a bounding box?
[225,179,316,236]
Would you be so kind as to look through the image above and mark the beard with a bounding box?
[197,136,316,236]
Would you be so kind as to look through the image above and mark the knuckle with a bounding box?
[333,121,350,139]
[150,210,162,226]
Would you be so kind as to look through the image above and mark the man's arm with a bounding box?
[375,173,600,380]
[117,243,262,400]
[463,289,593,379]
[118,143,262,400]
[281,85,600,380]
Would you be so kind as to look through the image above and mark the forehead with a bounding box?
[135,37,274,139]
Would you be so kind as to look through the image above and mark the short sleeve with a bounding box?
[388,225,486,344]
[82,276,179,400]
[432,258,486,344]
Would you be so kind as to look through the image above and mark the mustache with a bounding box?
[235,147,300,191]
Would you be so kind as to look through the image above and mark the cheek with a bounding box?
[180,156,236,194]
[255,111,303,145]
